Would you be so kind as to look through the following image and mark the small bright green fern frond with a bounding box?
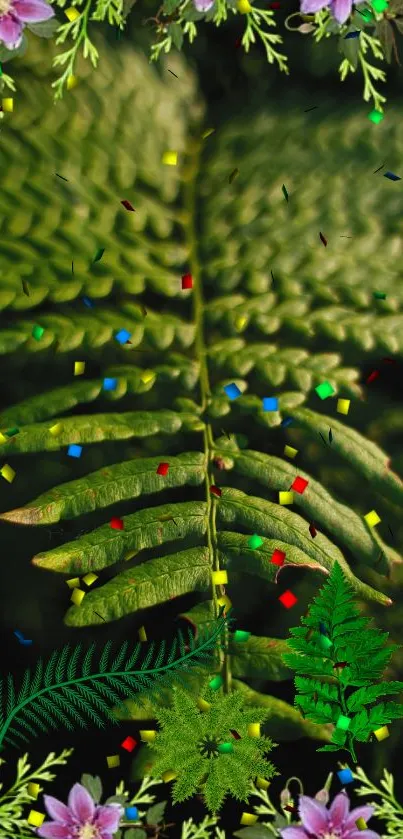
[283,562,403,763]
[147,677,278,814]
[0,612,229,751]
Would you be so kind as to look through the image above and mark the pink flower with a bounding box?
[37,782,123,839]
[0,0,54,50]
[280,791,381,839]
[300,0,354,25]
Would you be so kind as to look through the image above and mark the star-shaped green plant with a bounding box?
[146,678,278,814]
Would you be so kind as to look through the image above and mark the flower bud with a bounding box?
[315,788,330,805]
[280,788,292,809]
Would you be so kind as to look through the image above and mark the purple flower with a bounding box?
[193,0,214,11]
[0,0,54,50]
[300,0,354,25]
[280,791,381,839]
[37,782,123,839]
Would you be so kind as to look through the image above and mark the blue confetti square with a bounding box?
[82,296,94,308]
[337,768,353,785]
[125,807,138,821]
[67,444,83,459]
[384,171,401,181]
[281,417,294,428]
[103,377,117,391]
[224,383,242,400]
[115,328,131,344]
[263,397,279,412]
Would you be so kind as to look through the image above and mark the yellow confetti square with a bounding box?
[212,570,228,585]
[124,549,139,561]
[0,433,7,445]
[27,811,45,827]
[70,588,85,606]
[140,730,156,742]
[374,725,389,741]
[217,594,232,613]
[28,783,40,798]
[284,445,298,459]
[138,625,147,642]
[364,510,381,527]
[355,818,367,831]
[162,151,177,166]
[240,813,258,826]
[82,573,98,587]
[196,698,211,712]
[162,770,177,782]
[256,777,270,790]
[65,6,81,19]
[66,577,80,589]
[67,75,78,90]
[201,128,215,139]
[1,464,15,483]
[2,98,13,112]
[106,755,120,768]
[237,0,252,11]
[247,723,260,738]
[279,491,293,505]
[49,423,62,436]
[140,370,155,384]
[337,398,350,415]
[74,361,85,376]
[235,315,248,330]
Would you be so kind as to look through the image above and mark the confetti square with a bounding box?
[337,399,350,415]
[309,522,317,538]
[32,325,44,341]
[271,549,286,566]
[210,485,222,497]
[279,491,293,505]
[162,151,178,166]
[372,0,388,11]
[74,361,85,376]
[256,777,270,790]
[2,97,13,112]
[121,199,135,212]
[209,675,223,691]
[279,590,297,608]
[248,534,263,549]
[373,291,387,299]
[110,517,124,530]
[336,714,351,731]
[217,742,234,754]
[182,273,193,289]
[224,383,242,400]
[82,296,94,308]
[125,807,139,820]
[240,813,258,825]
[263,397,278,411]
[364,510,381,527]
[139,730,156,742]
[157,462,169,476]
[66,74,78,90]
[67,444,82,459]
[384,171,401,181]
[66,578,80,589]
[355,818,367,830]
[65,7,81,20]
[27,811,45,827]
[233,630,250,642]
[291,476,309,494]
[374,725,389,741]
[106,755,120,768]
[197,697,212,711]
[281,416,294,428]
[202,128,215,139]
[368,109,383,123]
[235,315,247,330]
[115,329,131,344]
[319,635,333,651]
[315,381,335,400]
[284,445,298,458]
[0,464,15,483]
[103,378,117,391]
[141,370,155,384]
[247,723,260,737]
[162,769,177,781]
[121,736,137,752]
[337,768,353,785]
[0,432,7,445]
[70,589,85,606]
[212,570,228,585]
[217,594,232,613]
[138,626,147,641]
[28,783,40,798]
[49,423,62,436]
[82,573,98,587]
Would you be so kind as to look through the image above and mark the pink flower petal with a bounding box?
[43,795,73,825]
[300,0,328,13]
[329,791,350,828]
[298,795,329,834]
[280,829,310,839]
[94,804,122,833]
[344,805,375,832]
[330,0,353,23]
[68,783,95,824]
[344,832,381,839]
[0,13,23,49]
[12,0,54,21]
[37,823,72,839]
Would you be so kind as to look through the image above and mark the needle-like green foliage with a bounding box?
[283,562,403,762]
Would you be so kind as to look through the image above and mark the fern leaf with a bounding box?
[347,681,403,712]
[0,612,228,750]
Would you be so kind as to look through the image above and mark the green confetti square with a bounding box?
[217,742,234,754]
[368,109,384,123]
[373,291,386,299]
[209,675,223,691]
[359,7,374,18]
[233,630,251,642]
[248,534,264,549]
[319,635,333,651]
[32,325,45,341]
[315,381,335,400]
[336,714,351,731]
[371,0,388,11]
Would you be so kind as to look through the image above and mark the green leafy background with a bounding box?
[1,7,403,822]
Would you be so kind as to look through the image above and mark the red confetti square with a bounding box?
[279,590,298,609]
[121,736,137,752]
[121,199,135,212]
[309,522,317,538]
[366,370,379,384]
[230,729,241,739]
[110,517,124,530]
[210,485,222,497]
[182,273,193,290]
[319,231,327,247]
[157,462,169,476]
[291,476,309,494]
[271,549,286,566]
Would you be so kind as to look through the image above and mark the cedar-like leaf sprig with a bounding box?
[146,677,278,814]
[282,562,403,763]
[0,610,229,752]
